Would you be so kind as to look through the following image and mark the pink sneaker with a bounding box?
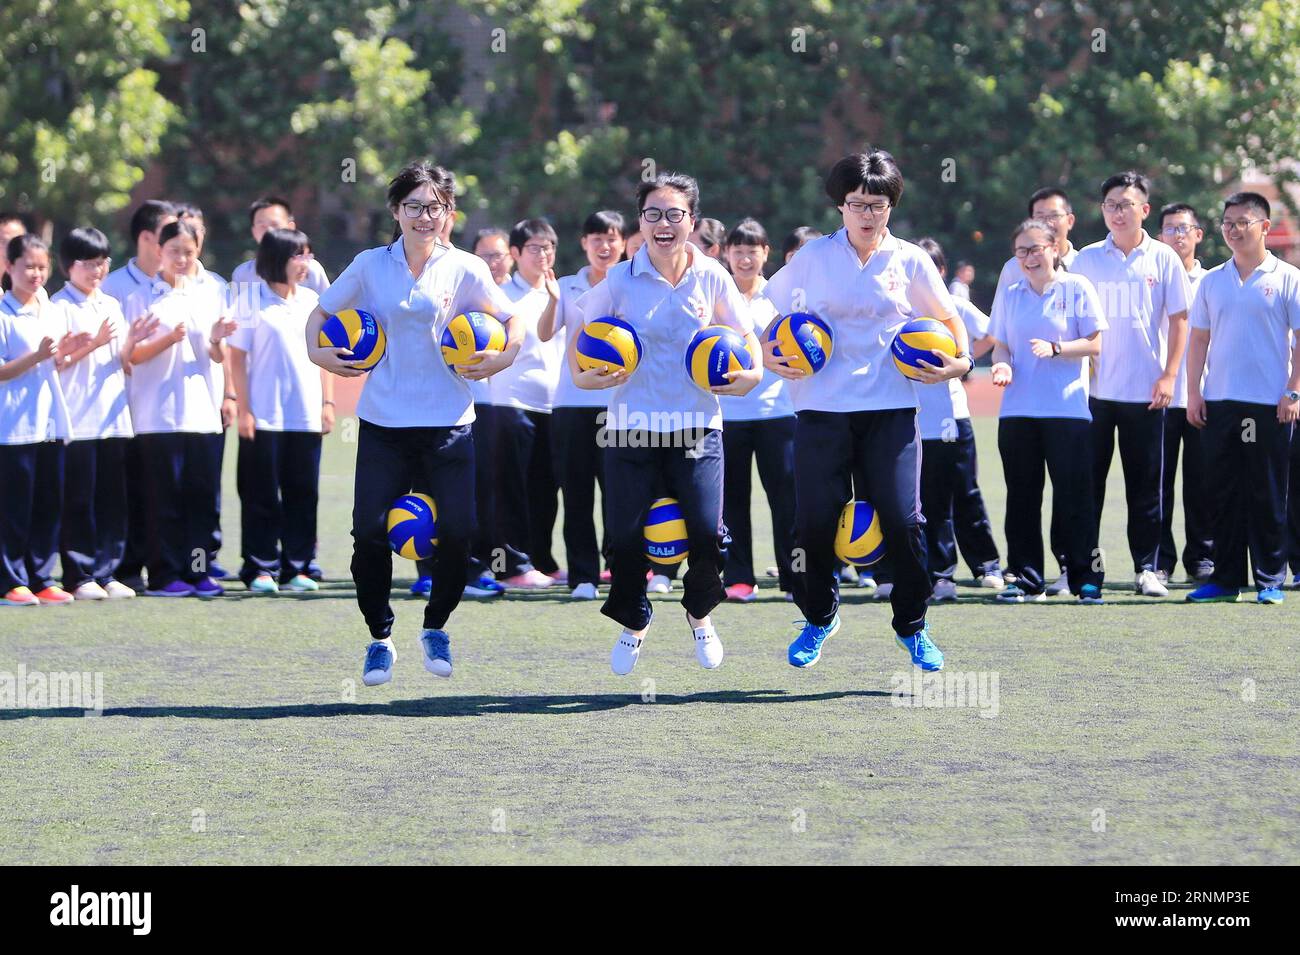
[549,569,568,585]
[725,583,757,603]
[503,569,554,589]
[600,570,612,583]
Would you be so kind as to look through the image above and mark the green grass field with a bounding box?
[2,412,1297,865]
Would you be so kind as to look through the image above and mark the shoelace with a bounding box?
[366,643,390,669]
[425,632,449,657]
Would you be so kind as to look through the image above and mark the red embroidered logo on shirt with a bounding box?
[1262,284,1275,299]
[1145,274,1156,289]
[695,301,707,320]
[441,291,453,311]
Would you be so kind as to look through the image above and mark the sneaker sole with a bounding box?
[423,660,453,678]
[1186,595,1239,603]
[362,670,392,687]
[2,600,41,607]
[145,589,195,598]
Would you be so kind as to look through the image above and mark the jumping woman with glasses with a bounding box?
[306,161,521,688]
[990,219,1107,605]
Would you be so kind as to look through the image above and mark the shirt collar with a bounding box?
[58,282,90,305]
[1102,230,1152,258]
[1,291,39,316]
[629,241,708,281]
[508,271,545,295]
[387,234,450,274]
[125,257,153,286]
[832,227,899,258]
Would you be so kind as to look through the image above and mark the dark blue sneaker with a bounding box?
[208,561,234,581]
[1187,583,1239,603]
[362,638,396,686]
[787,615,840,668]
[463,574,505,598]
[420,629,452,677]
[193,576,225,598]
[1257,587,1284,605]
[896,623,944,672]
[145,579,196,598]
[410,576,433,596]
[1077,584,1103,605]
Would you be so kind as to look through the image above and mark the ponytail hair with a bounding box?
[2,234,49,292]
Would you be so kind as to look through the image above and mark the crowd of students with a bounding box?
[2,150,1298,686]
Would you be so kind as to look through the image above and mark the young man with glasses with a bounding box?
[1156,203,1214,583]
[490,219,565,590]
[1186,192,1300,605]
[1072,171,1191,598]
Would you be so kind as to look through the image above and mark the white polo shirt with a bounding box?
[721,280,794,422]
[990,272,1108,420]
[916,298,989,439]
[488,272,562,414]
[995,242,1078,298]
[948,279,970,302]
[551,267,605,410]
[52,283,133,440]
[230,256,330,300]
[1189,253,1300,405]
[576,242,753,432]
[761,228,958,413]
[1070,231,1190,403]
[1172,262,1205,409]
[123,277,224,435]
[0,292,72,444]
[100,258,156,312]
[229,284,323,432]
[318,238,516,428]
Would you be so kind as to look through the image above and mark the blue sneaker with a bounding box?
[1257,587,1285,605]
[787,615,841,668]
[420,629,452,677]
[463,574,505,598]
[1077,584,1103,605]
[1186,583,1239,603]
[410,576,433,596]
[896,623,944,672]
[362,638,395,686]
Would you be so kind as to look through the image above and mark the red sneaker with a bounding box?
[34,586,75,605]
[2,586,41,607]
[725,583,757,603]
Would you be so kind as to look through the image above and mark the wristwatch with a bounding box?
[1050,341,1062,357]
[956,352,975,374]
[1285,390,1300,402]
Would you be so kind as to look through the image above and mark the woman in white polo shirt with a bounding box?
[762,149,970,674]
[52,227,137,601]
[575,171,761,676]
[1,234,86,607]
[230,228,334,595]
[306,161,520,688]
[989,218,1107,604]
[124,219,236,599]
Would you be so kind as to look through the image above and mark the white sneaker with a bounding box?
[978,573,1005,590]
[996,584,1046,604]
[362,638,396,686]
[72,581,108,601]
[856,572,876,593]
[1045,572,1070,596]
[610,628,645,675]
[102,580,136,600]
[688,614,724,669]
[1136,569,1169,597]
[647,574,671,594]
[570,582,598,600]
[930,578,958,602]
[873,581,894,601]
[419,629,452,678]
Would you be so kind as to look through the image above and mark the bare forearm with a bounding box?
[1163,312,1188,379]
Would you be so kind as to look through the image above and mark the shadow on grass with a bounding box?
[0,688,891,720]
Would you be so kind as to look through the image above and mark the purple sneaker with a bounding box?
[193,576,225,598]
[146,580,196,598]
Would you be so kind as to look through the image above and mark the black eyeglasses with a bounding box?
[641,207,689,224]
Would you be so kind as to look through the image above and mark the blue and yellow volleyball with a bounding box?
[767,312,833,376]
[576,316,643,376]
[386,493,438,561]
[318,308,386,370]
[441,311,506,367]
[644,497,688,565]
[684,324,753,391]
[891,317,957,381]
[834,500,885,567]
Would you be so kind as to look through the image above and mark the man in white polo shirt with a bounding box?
[1156,202,1213,582]
[1072,171,1190,597]
[1186,191,1300,604]
[229,196,331,300]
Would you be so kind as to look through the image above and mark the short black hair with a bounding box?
[508,218,558,251]
[1100,170,1150,200]
[0,211,26,230]
[694,218,726,248]
[1027,187,1071,216]
[129,200,176,244]
[59,227,112,272]
[256,228,311,285]
[636,171,700,219]
[917,237,946,275]
[1159,203,1201,229]
[954,259,972,272]
[1223,191,1270,220]
[172,201,205,221]
[725,218,769,248]
[473,227,508,251]
[782,226,822,259]
[248,196,294,227]
[582,210,627,238]
[157,218,202,249]
[825,149,904,207]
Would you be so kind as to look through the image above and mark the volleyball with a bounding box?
[576,316,643,376]
[834,500,885,567]
[644,497,689,565]
[891,317,957,381]
[441,311,506,367]
[386,493,438,561]
[684,324,753,391]
[767,312,833,376]
[318,308,386,370]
